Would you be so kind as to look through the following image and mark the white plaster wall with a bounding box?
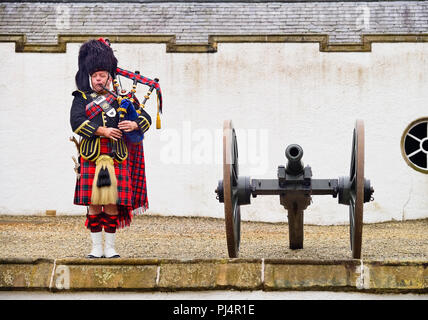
[0,42,427,224]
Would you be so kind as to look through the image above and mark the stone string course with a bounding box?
[0,1,427,47]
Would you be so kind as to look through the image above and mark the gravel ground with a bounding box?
[0,214,427,261]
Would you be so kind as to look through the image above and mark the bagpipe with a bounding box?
[106,67,163,144]
[71,69,162,178]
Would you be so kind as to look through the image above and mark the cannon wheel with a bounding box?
[223,120,241,258]
[349,120,365,259]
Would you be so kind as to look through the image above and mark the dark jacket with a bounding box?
[70,89,152,139]
[70,89,152,162]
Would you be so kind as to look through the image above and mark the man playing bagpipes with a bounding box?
[70,38,162,258]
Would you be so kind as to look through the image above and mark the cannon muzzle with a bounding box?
[285,144,304,175]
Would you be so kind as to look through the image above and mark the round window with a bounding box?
[401,117,428,173]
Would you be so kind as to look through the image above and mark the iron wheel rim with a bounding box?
[223,120,241,258]
[349,120,365,259]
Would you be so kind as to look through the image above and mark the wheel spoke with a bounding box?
[349,194,355,249]
[350,174,356,189]
[232,164,238,186]
[407,133,422,142]
[231,133,239,185]
[350,130,356,177]
[231,187,237,199]
[234,206,241,244]
[407,148,423,158]
[426,153,428,170]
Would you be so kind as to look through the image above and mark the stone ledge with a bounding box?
[264,260,359,291]
[0,258,426,293]
[1,34,428,53]
[0,259,53,290]
[158,260,262,291]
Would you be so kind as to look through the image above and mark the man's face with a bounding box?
[90,70,111,93]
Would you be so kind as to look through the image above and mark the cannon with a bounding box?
[215,119,374,259]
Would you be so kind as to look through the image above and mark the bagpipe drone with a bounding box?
[104,67,162,144]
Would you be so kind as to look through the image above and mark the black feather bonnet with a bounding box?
[75,38,118,91]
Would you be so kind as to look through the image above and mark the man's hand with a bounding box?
[118,120,138,132]
[96,127,122,141]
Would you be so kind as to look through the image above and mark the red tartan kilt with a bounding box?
[127,142,148,212]
[74,138,132,207]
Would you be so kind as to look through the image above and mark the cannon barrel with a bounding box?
[285,144,304,175]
